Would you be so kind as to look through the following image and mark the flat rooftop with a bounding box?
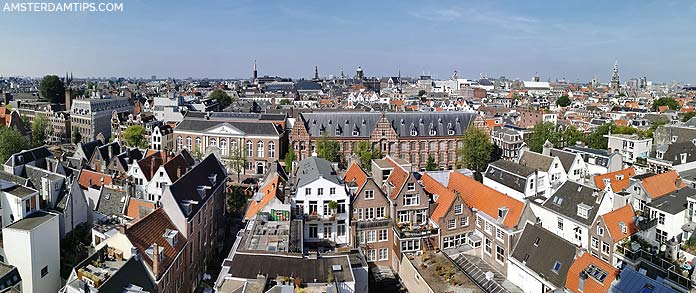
[225,254,353,283]
[4,211,54,231]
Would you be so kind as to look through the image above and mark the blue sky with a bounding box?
[1,0,696,83]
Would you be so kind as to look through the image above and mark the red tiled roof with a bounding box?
[137,151,169,181]
[78,169,112,189]
[447,171,524,229]
[593,167,635,191]
[343,163,368,189]
[601,205,638,242]
[125,208,186,280]
[566,253,619,293]
[642,170,685,199]
[244,175,281,220]
[125,197,156,220]
[421,173,457,222]
[385,157,408,200]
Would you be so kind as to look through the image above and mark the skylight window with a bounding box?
[552,261,562,273]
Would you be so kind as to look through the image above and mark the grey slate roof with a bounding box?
[96,186,127,216]
[549,149,577,173]
[296,156,340,188]
[519,151,555,171]
[299,112,477,138]
[175,119,281,136]
[4,211,54,231]
[167,154,227,218]
[485,160,536,193]
[652,141,696,165]
[0,170,29,186]
[5,146,53,168]
[542,181,603,226]
[511,224,577,288]
[648,187,694,215]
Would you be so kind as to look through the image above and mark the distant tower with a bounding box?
[253,60,258,80]
[610,60,620,90]
[533,72,540,82]
[314,66,319,80]
[452,70,459,80]
[356,67,364,79]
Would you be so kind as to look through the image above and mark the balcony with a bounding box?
[395,222,438,239]
[637,217,658,230]
[303,212,347,222]
[615,238,692,290]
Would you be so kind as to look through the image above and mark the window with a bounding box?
[366,207,374,220]
[376,207,385,218]
[591,237,599,249]
[317,188,324,196]
[496,246,505,263]
[309,201,318,215]
[476,216,481,227]
[355,208,363,220]
[195,137,202,150]
[578,205,589,219]
[658,213,665,225]
[597,226,604,236]
[330,188,336,195]
[295,201,304,217]
[485,222,492,234]
[365,190,374,199]
[305,188,311,195]
[220,139,227,156]
[557,217,564,230]
[496,229,505,241]
[378,229,388,241]
[186,137,192,151]
[410,129,417,136]
[454,204,463,215]
[429,129,436,136]
[41,266,48,278]
[552,261,562,273]
[338,224,346,236]
[246,141,253,157]
[460,217,468,227]
[484,238,492,255]
[404,194,419,206]
[448,219,456,229]
[337,200,346,214]
[656,228,668,243]
[407,182,415,191]
[401,240,420,252]
[324,226,332,239]
[323,202,331,216]
[176,136,183,150]
[257,141,264,157]
[601,242,610,255]
[268,141,275,158]
[397,211,409,223]
[379,248,388,261]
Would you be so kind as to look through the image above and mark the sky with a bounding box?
[1,0,696,83]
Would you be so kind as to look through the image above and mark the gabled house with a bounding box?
[549,148,588,183]
[593,167,636,209]
[518,148,567,191]
[564,145,624,176]
[628,170,686,214]
[484,160,550,201]
[565,253,620,293]
[159,154,227,288]
[292,156,350,245]
[420,171,475,251]
[531,181,613,248]
[127,150,169,200]
[88,141,122,174]
[588,205,639,265]
[448,171,536,276]
[647,187,694,246]
[244,173,288,221]
[508,223,579,293]
[344,163,392,266]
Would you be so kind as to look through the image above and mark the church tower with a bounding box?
[610,60,620,90]
[253,60,258,80]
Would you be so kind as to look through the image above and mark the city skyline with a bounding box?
[2,0,696,82]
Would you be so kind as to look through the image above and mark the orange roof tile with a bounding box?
[78,169,112,189]
[642,170,686,199]
[421,173,457,222]
[343,163,368,189]
[566,253,619,293]
[601,205,638,242]
[244,175,281,220]
[125,197,156,220]
[125,208,186,280]
[614,119,628,126]
[385,157,409,200]
[593,167,635,191]
[447,171,524,229]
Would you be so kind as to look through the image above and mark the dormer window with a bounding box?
[672,136,678,142]
[411,129,417,136]
[577,203,591,219]
[429,129,436,136]
[615,175,624,181]
[498,207,509,220]
[352,130,359,136]
[448,129,455,135]
[619,222,627,234]
[163,229,179,247]
[335,128,341,136]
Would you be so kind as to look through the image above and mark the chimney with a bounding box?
[65,87,73,111]
[151,156,156,178]
[177,166,182,178]
[117,224,126,234]
[152,243,160,277]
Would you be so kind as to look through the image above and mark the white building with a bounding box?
[0,180,39,229]
[2,211,60,293]
[293,156,350,245]
[484,160,550,201]
[606,134,652,165]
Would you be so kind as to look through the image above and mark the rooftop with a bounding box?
[4,210,55,231]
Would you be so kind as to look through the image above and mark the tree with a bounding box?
[279,99,292,106]
[425,155,437,171]
[652,97,680,111]
[209,89,233,107]
[284,148,296,174]
[227,147,247,182]
[31,115,52,147]
[457,127,494,176]
[72,130,82,144]
[40,75,66,104]
[123,125,148,148]
[316,134,340,163]
[418,90,427,97]
[226,185,248,217]
[556,95,571,107]
[354,141,381,172]
[558,126,583,148]
[682,112,696,122]
[525,122,559,153]
[0,127,30,164]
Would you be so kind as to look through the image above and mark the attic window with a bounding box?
[345,120,349,125]
[352,130,359,136]
[400,119,405,125]
[163,229,179,247]
[672,136,678,142]
[429,129,436,136]
[448,129,455,135]
[335,128,341,136]
[533,237,540,246]
[577,204,591,219]
[552,261,562,274]
[411,129,417,136]
[620,222,627,234]
[498,207,509,220]
[615,175,624,181]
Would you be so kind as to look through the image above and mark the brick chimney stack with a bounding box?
[152,243,160,277]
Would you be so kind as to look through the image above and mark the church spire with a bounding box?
[610,60,620,90]
[253,60,258,80]
[314,65,319,80]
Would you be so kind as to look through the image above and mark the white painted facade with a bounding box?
[293,177,350,245]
